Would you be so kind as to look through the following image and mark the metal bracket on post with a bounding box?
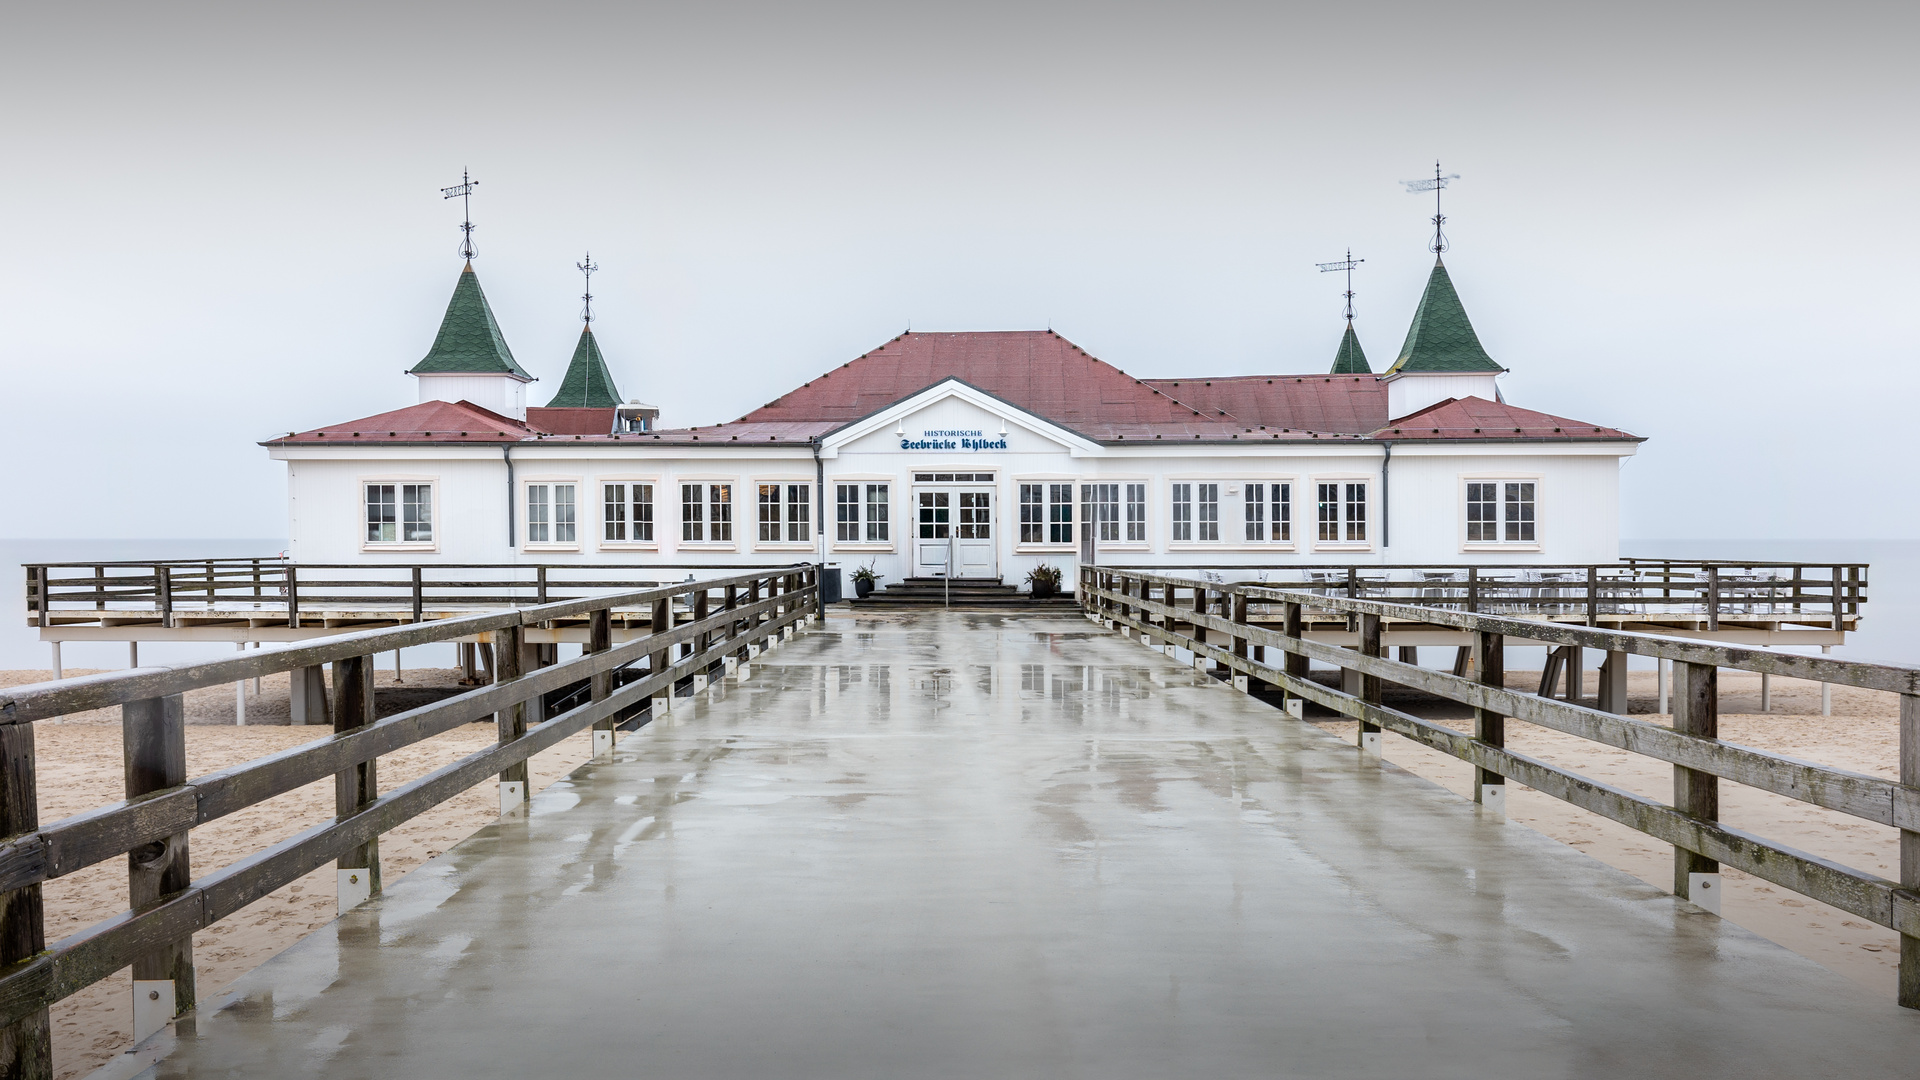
[499,780,526,815]
[338,868,373,913]
[1688,872,1723,916]
[1478,784,1506,813]
[132,980,175,1044]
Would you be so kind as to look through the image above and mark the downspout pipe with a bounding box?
[811,437,826,563]
[503,445,516,549]
[1380,441,1391,549]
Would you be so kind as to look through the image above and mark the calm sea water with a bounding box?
[4,538,1916,673]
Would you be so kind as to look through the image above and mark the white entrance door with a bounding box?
[915,490,951,577]
[954,489,997,579]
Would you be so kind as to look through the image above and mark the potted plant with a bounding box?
[1026,563,1063,599]
[851,562,880,599]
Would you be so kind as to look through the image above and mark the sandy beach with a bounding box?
[3,661,1906,1079]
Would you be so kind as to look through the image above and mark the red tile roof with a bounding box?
[1142,374,1388,433]
[525,407,616,435]
[265,399,533,444]
[1375,397,1639,441]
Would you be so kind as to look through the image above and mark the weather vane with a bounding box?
[1316,249,1364,321]
[441,170,479,261]
[578,252,598,325]
[1401,162,1459,254]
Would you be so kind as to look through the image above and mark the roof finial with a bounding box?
[1401,161,1459,255]
[1316,248,1364,322]
[441,170,479,261]
[577,251,598,325]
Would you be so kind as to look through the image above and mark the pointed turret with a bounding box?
[408,264,533,418]
[1384,258,1503,375]
[1329,322,1371,374]
[1382,258,1506,421]
[546,326,623,408]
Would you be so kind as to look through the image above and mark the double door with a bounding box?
[915,487,997,579]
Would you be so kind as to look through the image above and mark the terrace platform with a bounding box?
[110,611,1920,1078]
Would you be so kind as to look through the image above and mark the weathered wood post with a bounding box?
[1283,600,1307,718]
[692,588,712,692]
[650,596,673,712]
[1190,583,1209,671]
[1230,591,1251,693]
[0,718,49,1077]
[332,656,379,911]
[1672,661,1721,914]
[493,624,529,814]
[1357,612,1383,754]
[1706,566,1721,633]
[1900,692,1918,1008]
[156,565,173,629]
[285,564,300,629]
[1599,650,1627,714]
[1475,631,1505,810]
[589,607,614,758]
[723,584,741,678]
[410,567,424,624]
[124,693,193,1042]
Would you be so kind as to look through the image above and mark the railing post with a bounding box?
[1230,591,1251,693]
[1900,693,1919,1009]
[1475,630,1506,810]
[1191,583,1208,670]
[1467,567,1479,614]
[0,715,49,1076]
[251,559,261,605]
[1586,565,1599,627]
[1706,566,1720,632]
[123,693,193,1042]
[286,565,300,629]
[1672,660,1721,913]
[156,565,173,629]
[1357,612,1382,754]
[411,566,424,623]
[97,564,107,612]
[493,624,529,814]
[723,584,741,676]
[1283,601,1307,718]
[650,596,673,712]
[537,566,549,606]
[693,588,712,691]
[333,656,380,911]
[589,608,614,758]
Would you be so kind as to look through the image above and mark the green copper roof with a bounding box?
[545,326,624,408]
[1329,322,1371,374]
[1386,258,1504,375]
[407,264,533,379]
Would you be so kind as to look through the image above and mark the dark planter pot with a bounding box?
[854,577,875,598]
[1030,580,1058,599]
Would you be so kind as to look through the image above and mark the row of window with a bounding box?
[363,479,1539,548]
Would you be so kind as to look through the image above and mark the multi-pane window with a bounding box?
[1245,482,1292,543]
[1467,481,1537,543]
[1019,484,1045,543]
[682,483,733,542]
[757,484,811,543]
[602,483,654,543]
[525,484,576,544]
[365,483,432,544]
[1080,484,1121,543]
[1317,481,1368,543]
[1125,483,1146,542]
[1172,483,1193,541]
[1048,483,1074,544]
[835,483,890,543]
[1170,483,1219,542]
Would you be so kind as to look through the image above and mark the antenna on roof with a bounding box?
[441,170,480,261]
[1401,162,1459,254]
[1315,249,1364,322]
[577,251,598,325]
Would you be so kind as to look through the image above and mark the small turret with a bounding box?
[407,264,534,419]
[1382,258,1505,419]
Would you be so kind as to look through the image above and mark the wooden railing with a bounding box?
[1096,560,1867,630]
[1078,565,1919,1009]
[0,565,820,1072]
[22,559,807,628]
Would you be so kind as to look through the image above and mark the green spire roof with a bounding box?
[1385,258,1504,375]
[407,264,533,380]
[1329,321,1371,374]
[545,326,624,408]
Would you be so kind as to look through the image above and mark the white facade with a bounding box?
[275,379,1634,580]
[414,373,531,420]
[1385,371,1502,421]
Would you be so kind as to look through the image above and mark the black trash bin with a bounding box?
[819,566,843,605]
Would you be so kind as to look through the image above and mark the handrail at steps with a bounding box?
[1078,565,1920,1010]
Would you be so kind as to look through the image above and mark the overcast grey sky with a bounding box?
[3,0,1915,540]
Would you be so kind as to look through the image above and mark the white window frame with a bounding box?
[754,480,814,548]
[679,481,736,546]
[1074,480,1150,548]
[1461,475,1543,551]
[360,477,439,552]
[1242,479,1296,547]
[1169,480,1224,546]
[598,478,659,550]
[522,479,581,550]
[1014,478,1077,549]
[1312,476,1373,550]
[833,480,894,550]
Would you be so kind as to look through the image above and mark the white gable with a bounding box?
[823,379,1096,459]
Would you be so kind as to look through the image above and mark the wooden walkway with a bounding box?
[106,611,1920,1079]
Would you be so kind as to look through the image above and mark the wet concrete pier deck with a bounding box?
[125,612,1920,1078]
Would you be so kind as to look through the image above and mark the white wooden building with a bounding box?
[267,258,1642,585]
